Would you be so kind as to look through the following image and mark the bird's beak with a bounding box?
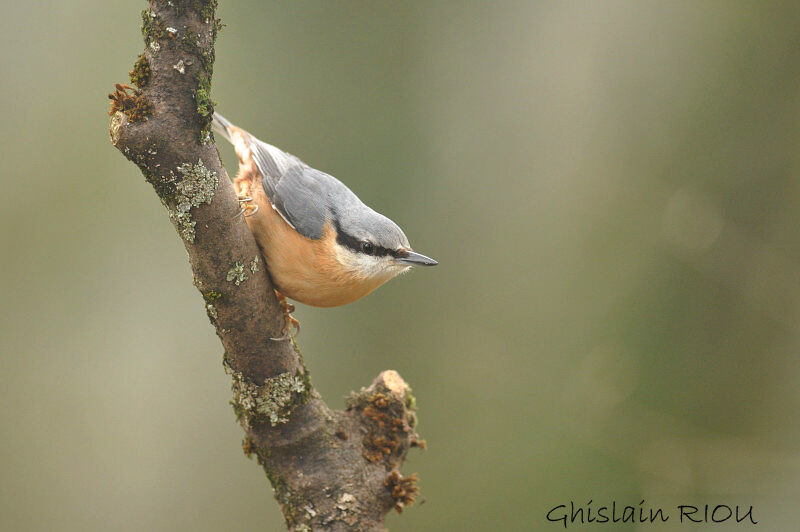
[396,250,438,267]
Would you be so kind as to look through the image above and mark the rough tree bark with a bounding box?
[108,2,423,530]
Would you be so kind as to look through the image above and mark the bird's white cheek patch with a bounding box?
[333,246,403,281]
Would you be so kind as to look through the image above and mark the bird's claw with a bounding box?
[269,315,300,341]
[270,291,300,341]
[233,195,259,218]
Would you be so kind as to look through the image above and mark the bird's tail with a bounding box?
[212,112,234,143]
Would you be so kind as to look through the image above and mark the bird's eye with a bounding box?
[361,241,374,254]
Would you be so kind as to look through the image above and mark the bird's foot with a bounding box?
[270,290,300,341]
[234,195,259,218]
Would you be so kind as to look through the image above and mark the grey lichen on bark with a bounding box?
[109,1,423,530]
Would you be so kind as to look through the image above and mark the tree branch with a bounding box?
[109,2,423,530]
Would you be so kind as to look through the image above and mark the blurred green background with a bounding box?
[2,1,800,530]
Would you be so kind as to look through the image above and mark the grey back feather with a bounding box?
[252,140,303,182]
[242,126,410,250]
[270,166,332,239]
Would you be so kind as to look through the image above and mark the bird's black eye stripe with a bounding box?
[335,228,399,258]
[332,217,401,258]
[359,240,395,257]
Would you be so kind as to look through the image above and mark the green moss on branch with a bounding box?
[129,54,151,88]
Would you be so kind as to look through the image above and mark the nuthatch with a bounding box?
[212,113,437,321]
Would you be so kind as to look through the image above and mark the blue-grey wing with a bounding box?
[250,140,327,239]
[250,139,302,194]
[251,139,364,241]
[267,166,336,240]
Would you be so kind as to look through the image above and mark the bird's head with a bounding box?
[331,209,437,282]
